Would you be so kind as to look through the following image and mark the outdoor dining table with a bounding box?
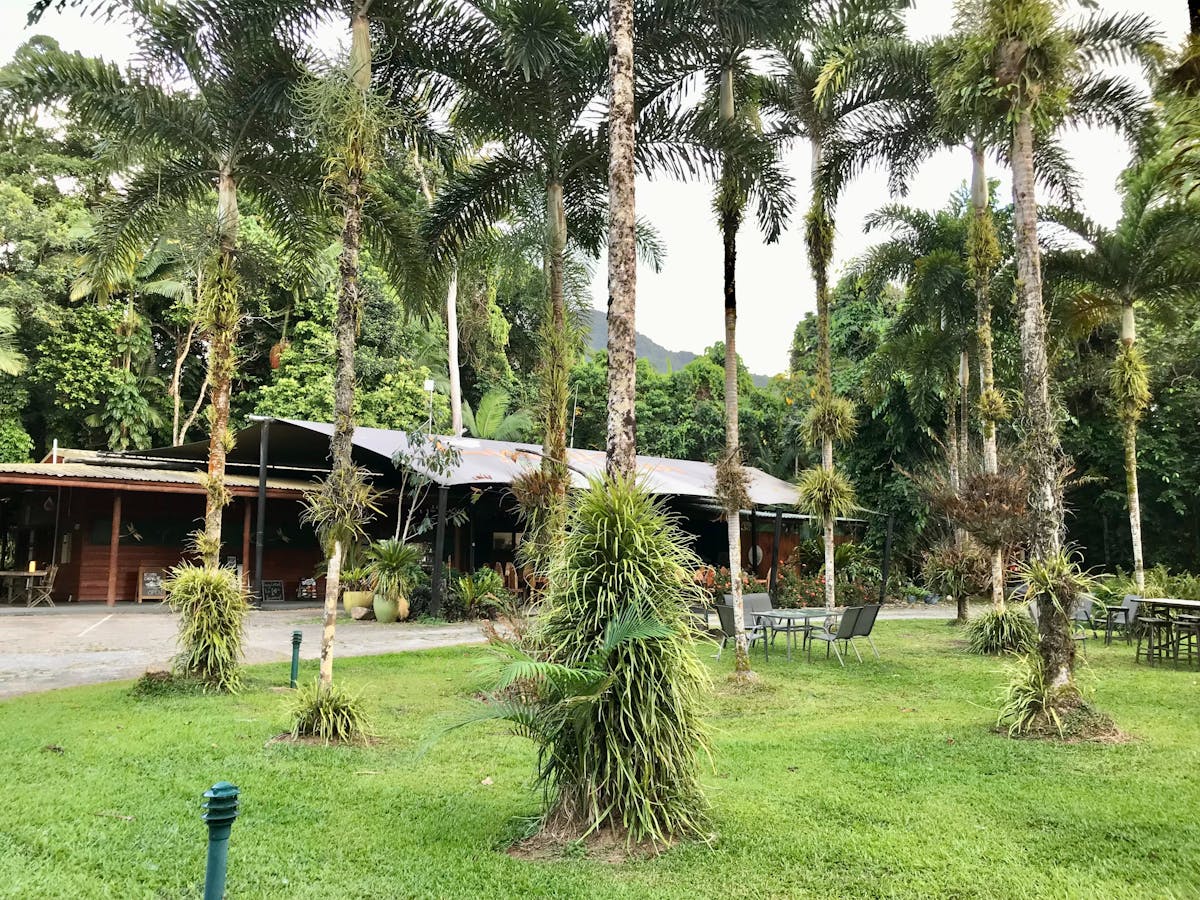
[751,607,842,662]
[0,570,46,606]
[1132,598,1200,666]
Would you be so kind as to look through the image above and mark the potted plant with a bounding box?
[340,563,374,616]
[367,539,422,624]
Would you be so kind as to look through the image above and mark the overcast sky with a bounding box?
[1,1,1187,376]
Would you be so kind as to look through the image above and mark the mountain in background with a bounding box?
[582,308,770,386]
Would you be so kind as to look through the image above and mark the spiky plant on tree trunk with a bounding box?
[946,0,1159,702]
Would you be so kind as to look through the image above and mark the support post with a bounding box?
[879,514,894,605]
[749,507,759,577]
[254,420,270,604]
[769,510,783,592]
[240,499,251,592]
[201,782,240,900]
[106,492,122,607]
[430,485,449,617]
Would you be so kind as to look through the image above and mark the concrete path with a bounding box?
[0,607,485,699]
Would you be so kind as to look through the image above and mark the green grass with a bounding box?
[1,621,1198,898]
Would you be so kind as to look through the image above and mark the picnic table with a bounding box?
[752,607,841,662]
[1134,598,1200,667]
[0,570,47,606]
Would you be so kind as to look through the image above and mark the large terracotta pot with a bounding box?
[342,590,373,616]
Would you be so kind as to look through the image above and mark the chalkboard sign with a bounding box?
[137,566,167,603]
[261,580,285,604]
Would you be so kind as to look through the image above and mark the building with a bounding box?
[0,419,869,607]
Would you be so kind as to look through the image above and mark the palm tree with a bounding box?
[605,0,637,477]
[765,0,910,610]
[945,0,1160,692]
[1044,160,1200,592]
[19,2,320,567]
[463,389,534,441]
[0,309,27,377]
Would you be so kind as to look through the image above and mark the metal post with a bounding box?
[202,781,240,900]
[430,485,449,617]
[290,630,302,688]
[254,420,270,607]
[769,510,783,592]
[879,514,894,605]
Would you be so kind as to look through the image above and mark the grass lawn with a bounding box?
[1,620,1198,899]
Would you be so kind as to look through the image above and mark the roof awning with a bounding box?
[128,418,802,507]
[0,462,310,497]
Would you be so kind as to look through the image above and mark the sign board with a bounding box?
[137,566,167,603]
[261,580,285,604]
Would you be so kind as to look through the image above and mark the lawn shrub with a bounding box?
[996,654,1117,740]
[475,476,711,848]
[966,606,1037,654]
[291,678,370,743]
[164,563,249,692]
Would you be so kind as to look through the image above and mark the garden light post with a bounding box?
[290,629,302,688]
[201,781,239,900]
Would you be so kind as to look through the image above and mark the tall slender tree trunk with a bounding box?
[810,141,837,612]
[200,168,241,569]
[604,0,637,478]
[415,159,464,438]
[1119,301,1145,592]
[1011,107,1071,689]
[446,268,463,436]
[320,9,370,689]
[542,178,570,500]
[718,69,752,678]
[969,142,1006,610]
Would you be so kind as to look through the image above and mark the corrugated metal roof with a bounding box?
[0,462,310,494]
[268,419,801,506]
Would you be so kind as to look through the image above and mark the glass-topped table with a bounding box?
[751,607,842,661]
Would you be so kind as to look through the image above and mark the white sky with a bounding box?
[1,0,1188,375]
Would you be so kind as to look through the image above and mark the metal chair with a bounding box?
[29,564,57,608]
[714,602,768,661]
[1104,594,1140,646]
[851,603,881,659]
[806,606,862,666]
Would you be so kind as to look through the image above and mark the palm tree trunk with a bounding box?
[810,140,837,612]
[604,0,637,478]
[542,178,570,499]
[321,9,370,689]
[1120,301,1145,592]
[969,142,1006,610]
[200,168,241,569]
[722,198,752,677]
[446,268,463,436]
[959,348,971,472]
[1012,107,1071,689]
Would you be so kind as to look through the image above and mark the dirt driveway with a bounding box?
[0,607,485,699]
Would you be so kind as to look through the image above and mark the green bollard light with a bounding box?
[290,630,302,688]
[202,781,239,900]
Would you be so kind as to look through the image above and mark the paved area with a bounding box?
[0,606,485,699]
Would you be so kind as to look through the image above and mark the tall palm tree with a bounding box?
[1044,160,1200,592]
[18,2,321,567]
[945,0,1160,692]
[765,0,910,610]
[605,0,637,477]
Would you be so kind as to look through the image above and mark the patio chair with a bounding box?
[737,592,807,648]
[1104,594,1140,646]
[29,564,57,608]
[714,601,768,661]
[851,603,881,659]
[806,606,862,666]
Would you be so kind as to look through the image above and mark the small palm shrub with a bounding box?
[165,563,248,693]
[966,606,1037,655]
[471,476,710,848]
[291,679,370,744]
[998,654,1068,737]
